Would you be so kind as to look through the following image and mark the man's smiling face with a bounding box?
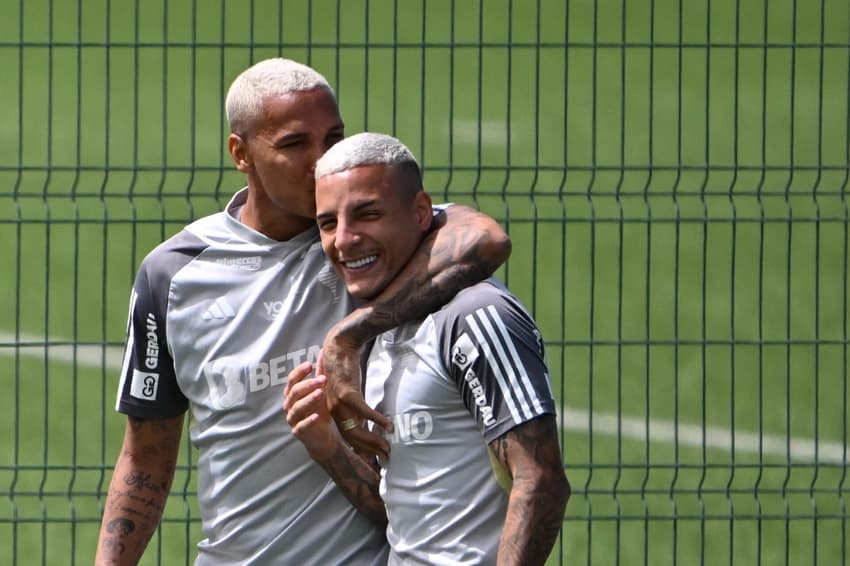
[315,163,432,300]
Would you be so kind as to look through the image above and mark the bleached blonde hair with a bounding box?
[315,132,420,180]
[225,58,336,134]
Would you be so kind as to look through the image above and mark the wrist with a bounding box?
[309,430,342,463]
[325,308,376,350]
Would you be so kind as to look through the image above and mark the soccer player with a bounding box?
[94,59,511,565]
[285,132,570,565]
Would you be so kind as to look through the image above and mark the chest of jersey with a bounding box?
[365,321,488,462]
[169,238,350,420]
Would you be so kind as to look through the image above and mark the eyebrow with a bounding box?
[316,198,381,222]
[351,198,380,211]
[316,210,335,223]
[275,122,344,144]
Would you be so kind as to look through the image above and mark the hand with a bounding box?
[321,334,393,459]
[283,358,338,462]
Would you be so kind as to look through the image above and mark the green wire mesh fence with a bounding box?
[0,0,847,564]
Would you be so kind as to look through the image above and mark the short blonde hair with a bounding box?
[225,58,336,134]
[315,132,420,180]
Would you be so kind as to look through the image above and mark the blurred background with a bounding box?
[0,0,847,564]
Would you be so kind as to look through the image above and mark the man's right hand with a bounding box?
[283,358,341,462]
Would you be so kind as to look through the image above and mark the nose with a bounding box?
[308,142,328,176]
[334,218,360,253]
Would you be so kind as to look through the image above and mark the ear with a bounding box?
[228,133,252,172]
[413,190,433,231]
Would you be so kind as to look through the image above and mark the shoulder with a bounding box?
[438,278,521,319]
[140,228,208,272]
[431,278,537,337]
[134,226,210,294]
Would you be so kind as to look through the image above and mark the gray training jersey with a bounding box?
[364,279,556,566]
[116,188,388,565]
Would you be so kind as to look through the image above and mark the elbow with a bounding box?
[558,471,572,512]
[441,204,512,276]
[516,464,571,515]
[544,465,572,515]
[479,225,512,276]
[540,466,570,514]
[492,229,512,270]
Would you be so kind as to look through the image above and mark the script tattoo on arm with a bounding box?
[490,415,571,566]
[316,442,387,528]
[95,414,183,566]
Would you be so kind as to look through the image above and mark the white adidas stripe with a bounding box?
[464,311,523,422]
[115,289,137,410]
[465,306,541,423]
[485,304,546,415]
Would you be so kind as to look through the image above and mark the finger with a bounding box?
[341,393,394,432]
[343,427,390,460]
[284,361,314,396]
[284,374,326,414]
[315,349,324,377]
[285,386,325,427]
[290,412,321,435]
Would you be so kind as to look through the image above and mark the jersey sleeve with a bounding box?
[439,281,556,443]
[115,237,197,419]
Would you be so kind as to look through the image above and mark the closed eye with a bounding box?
[276,137,304,149]
[317,217,337,232]
[358,210,382,221]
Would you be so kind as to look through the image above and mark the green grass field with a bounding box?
[1,0,848,564]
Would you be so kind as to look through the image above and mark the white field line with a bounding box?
[2,332,847,465]
[561,408,848,465]
[446,119,513,146]
[0,332,125,370]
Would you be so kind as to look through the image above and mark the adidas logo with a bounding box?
[202,297,236,321]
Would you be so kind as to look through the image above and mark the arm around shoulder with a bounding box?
[436,204,512,284]
[95,414,184,566]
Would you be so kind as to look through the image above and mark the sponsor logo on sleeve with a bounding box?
[452,332,496,426]
[130,369,160,401]
[451,332,478,371]
[144,313,160,370]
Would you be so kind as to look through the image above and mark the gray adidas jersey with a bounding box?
[116,188,388,565]
[364,279,556,566]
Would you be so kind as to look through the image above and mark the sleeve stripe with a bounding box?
[464,305,543,422]
[485,304,546,415]
[115,289,138,410]
[465,312,523,422]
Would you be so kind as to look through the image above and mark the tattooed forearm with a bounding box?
[98,473,167,563]
[492,415,571,566]
[317,443,387,528]
[95,414,183,566]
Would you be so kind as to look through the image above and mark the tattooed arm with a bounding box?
[490,414,571,566]
[322,204,511,455]
[283,359,387,527]
[95,414,184,566]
